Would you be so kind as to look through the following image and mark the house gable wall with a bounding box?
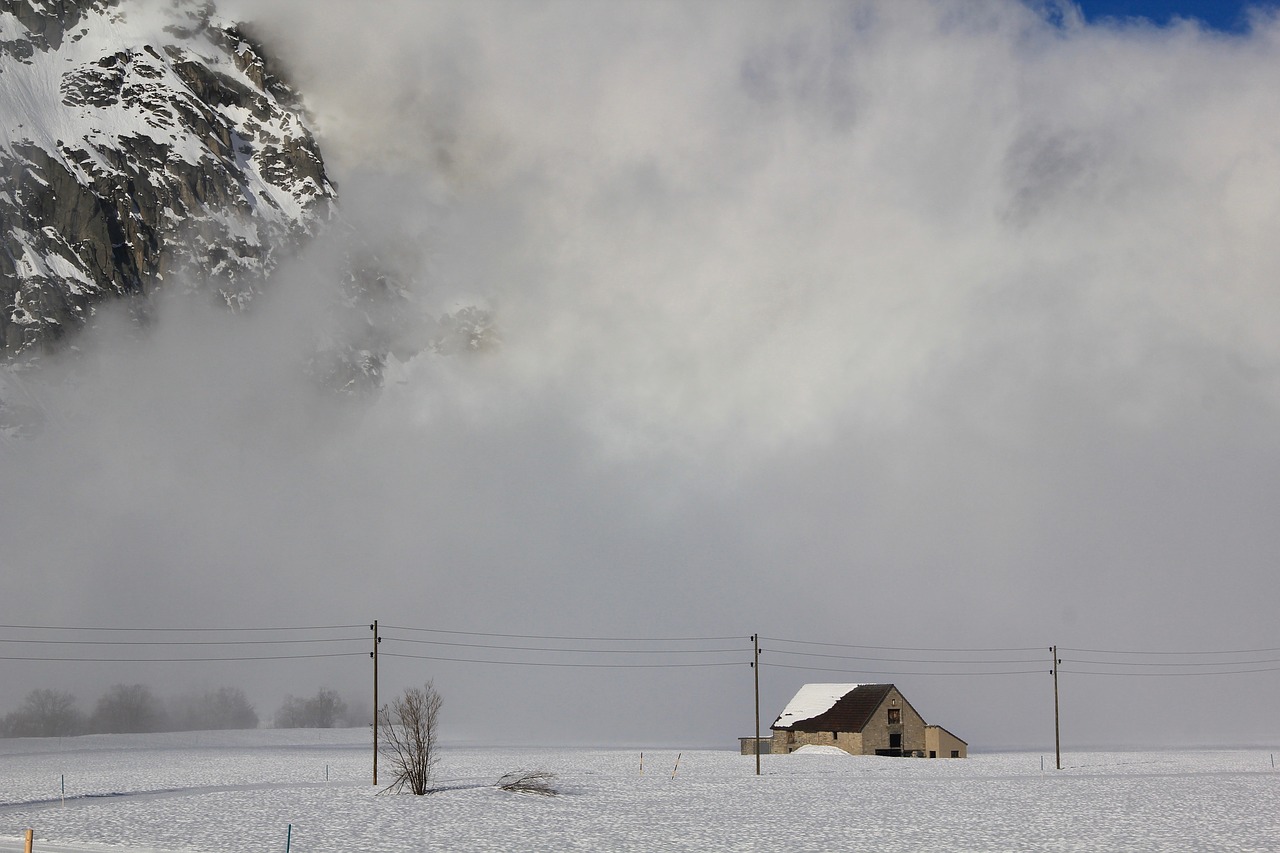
[925,725,968,758]
[858,686,926,755]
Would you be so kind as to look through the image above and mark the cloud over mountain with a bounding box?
[4,0,1280,748]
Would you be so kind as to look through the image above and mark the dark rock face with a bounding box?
[0,0,100,54]
[1,0,337,355]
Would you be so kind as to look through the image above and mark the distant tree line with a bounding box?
[274,688,350,728]
[0,685,364,738]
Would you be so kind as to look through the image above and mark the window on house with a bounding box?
[887,708,901,724]
[832,732,838,740]
[951,750,960,758]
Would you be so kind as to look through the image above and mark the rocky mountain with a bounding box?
[0,0,337,357]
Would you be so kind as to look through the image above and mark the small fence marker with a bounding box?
[671,753,682,780]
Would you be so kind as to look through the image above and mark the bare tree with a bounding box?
[275,688,347,728]
[377,681,442,795]
[168,687,259,731]
[3,689,84,738]
[90,684,163,734]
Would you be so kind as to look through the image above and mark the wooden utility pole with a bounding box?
[372,620,380,786]
[752,633,761,776]
[1051,645,1061,770]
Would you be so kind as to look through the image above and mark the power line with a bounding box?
[7,621,1280,679]
[0,652,369,663]
[0,637,367,647]
[0,623,365,632]
[762,636,1044,653]
[761,662,1045,677]
[762,648,1044,665]
[1060,665,1280,677]
[381,624,743,642]
[382,652,747,669]
[1062,655,1280,668]
[380,635,745,655]
[1061,645,1280,656]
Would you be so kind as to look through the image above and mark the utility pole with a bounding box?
[372,620,380,786]
[1051,644,1061,770]
[752,633,761,776]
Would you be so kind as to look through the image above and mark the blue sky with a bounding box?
[1075,0,1274,30]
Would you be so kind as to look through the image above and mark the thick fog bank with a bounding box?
[4,0,1280,749]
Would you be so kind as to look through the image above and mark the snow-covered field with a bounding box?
[1,730,1277,852]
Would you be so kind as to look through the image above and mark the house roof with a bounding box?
[772,683,896,732]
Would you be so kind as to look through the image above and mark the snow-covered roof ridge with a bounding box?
[773,683,865,729]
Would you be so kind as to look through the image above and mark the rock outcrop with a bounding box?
[0,0,336,355]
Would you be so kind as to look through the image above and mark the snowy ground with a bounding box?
[1,730,1277,852]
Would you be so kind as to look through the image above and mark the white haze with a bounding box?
[4,0,1280,750]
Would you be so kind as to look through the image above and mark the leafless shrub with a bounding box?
[377,681,442,795]
[497,769,558,796]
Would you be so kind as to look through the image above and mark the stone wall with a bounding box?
[771,728,866,754]
[859,686,927,755]
[769,686,933,756]
[738,737,774,755]
[925,725,968,758]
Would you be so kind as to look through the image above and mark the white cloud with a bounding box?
[6,0,1280,747]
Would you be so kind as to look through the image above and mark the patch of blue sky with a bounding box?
[1070,0,1276,32]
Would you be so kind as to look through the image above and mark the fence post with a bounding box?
[24,829,33,853]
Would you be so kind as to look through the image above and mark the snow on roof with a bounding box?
[773,683,863,729]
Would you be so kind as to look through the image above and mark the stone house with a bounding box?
[925,724,968,759]
[756,683,967,758]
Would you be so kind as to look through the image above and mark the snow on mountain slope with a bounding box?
[0,0,336,355]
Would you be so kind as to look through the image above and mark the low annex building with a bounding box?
[744,683,967,758]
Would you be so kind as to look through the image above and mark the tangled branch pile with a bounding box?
[497,770,559,796]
